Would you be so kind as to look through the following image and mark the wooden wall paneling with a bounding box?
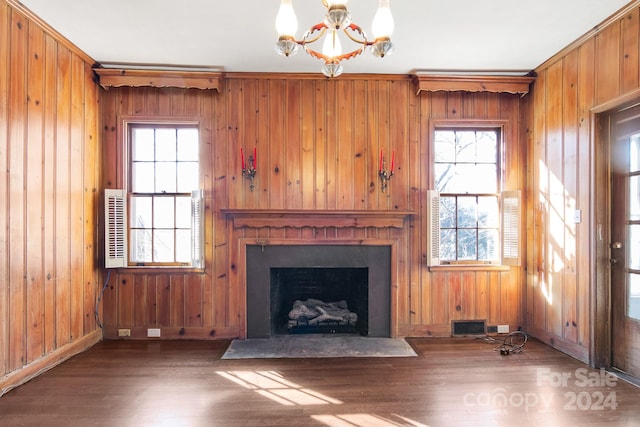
[184,88,200,117]
[0,28,9,360]
[429,92,448,120]
[545,59,565,338]
[595,22,621,105]
[475,271,489,321]
[0,0,10,375]
[69,54,85,341]
[227,79,243,207]
[562,49,579,344]
[314,80,328,210]
[8,8,27,371]
[268,79,286,209]
[373,81,387,203]
[170,275,185,327]
[211,90,228,329]
[226,222,238,330]
[156,275,171,327]
[621,8,639,93]
[285,79,303,209]
[117,274,134,327]
[389,81,410,209]
[352,80,367,211]
[324,81,338,210]
[301,80,315,210]
[486,92,500,118]
[144,87,158,115]
[242,79,259,209]
[576,39,595,349]
[408,86,423,326]
[170,87,185,116]
[157,86,171,116]
[336,79,354,212]
[25,21,45,363]
[83,64,99,336]
[132,274,147,326]
[449,272,463,321]
[461,271,475,318]
[394,227,409,333]
[500,270,519,325]
[365,81,378,211]
[432,272,449,326]
[531,71,548,332]
[185,274,203,327]
[501,94,520,188]
[100,92,119,333]
[200,93,213,328]
[446,92,462,119]
[255,80,269,209]
[488,271,501,324]
[418,91,433,326]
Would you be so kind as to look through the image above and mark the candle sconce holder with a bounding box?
[242,155,257,191]
[379,161,394,193]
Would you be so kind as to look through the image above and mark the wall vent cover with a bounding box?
[452,320,486,336]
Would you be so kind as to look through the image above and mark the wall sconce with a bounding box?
[241,147,257,191]
[378,149,394,192]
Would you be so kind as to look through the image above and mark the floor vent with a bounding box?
[452,320,486,336]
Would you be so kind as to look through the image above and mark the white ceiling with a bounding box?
[20,0,632,76]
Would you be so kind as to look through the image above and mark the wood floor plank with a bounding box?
[0,338,639,426]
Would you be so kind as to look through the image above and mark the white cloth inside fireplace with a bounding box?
[288,298,358,328]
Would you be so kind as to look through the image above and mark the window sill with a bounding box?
[115,267,206,275]
[429,264,510,272]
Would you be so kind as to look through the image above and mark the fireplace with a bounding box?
[246,245,391,338]
[271,267,368,335]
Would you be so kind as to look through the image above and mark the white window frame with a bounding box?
[104,119,204,269]
[427,123,521,267]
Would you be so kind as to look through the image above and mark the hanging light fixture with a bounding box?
[275,0,395,78]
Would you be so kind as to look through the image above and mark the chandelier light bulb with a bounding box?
[371,0,394,39]
[275,0,298,37]
[322,29,343,59]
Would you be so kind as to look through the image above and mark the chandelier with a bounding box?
[274,0,395,78]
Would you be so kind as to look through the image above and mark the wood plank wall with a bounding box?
[527,1,640,363]
[100,76,526,340]
[0,0,102,393]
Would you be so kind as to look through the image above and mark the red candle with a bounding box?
[240,147,245,169]
[253,147,257,169]
[379,149,383,172]
[390,150,395,172]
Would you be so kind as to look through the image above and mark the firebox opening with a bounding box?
[270,267,368,336]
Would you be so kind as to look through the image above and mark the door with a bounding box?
[611,105,640,379]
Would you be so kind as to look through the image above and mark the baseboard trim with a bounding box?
[0,329,103,397]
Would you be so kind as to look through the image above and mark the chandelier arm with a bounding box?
[304,45,366,63]
[342,23,369,46]
[301,24,327,45]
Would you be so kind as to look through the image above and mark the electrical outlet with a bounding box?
[118,328,131,337]
[497,325,510,334]
[147,328,161,337]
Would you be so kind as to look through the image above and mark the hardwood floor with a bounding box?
[1,337,639,427]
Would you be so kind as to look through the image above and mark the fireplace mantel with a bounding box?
[222,209,415,229]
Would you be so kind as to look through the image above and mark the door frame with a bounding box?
[591,91,640,368]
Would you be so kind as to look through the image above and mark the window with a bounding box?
[427,127,520,267]
[105,122,203,269]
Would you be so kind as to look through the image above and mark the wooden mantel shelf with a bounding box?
[222,210,415,229]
